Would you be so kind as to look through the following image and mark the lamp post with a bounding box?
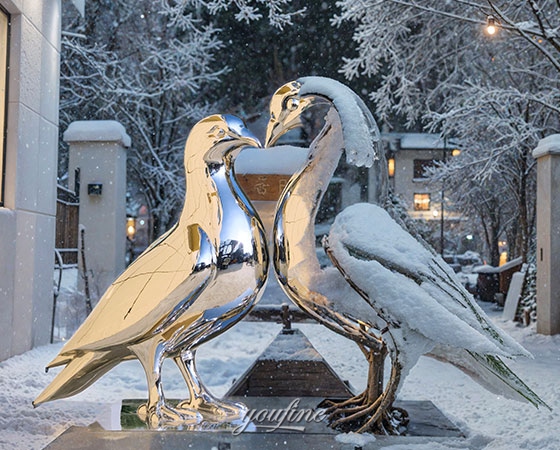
[439,140,461,256]
[440,138,447,256]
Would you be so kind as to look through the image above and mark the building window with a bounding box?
[413,159,439,179]
[0,8,8,206]
[413,193,430,211]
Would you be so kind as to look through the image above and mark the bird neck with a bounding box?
[275,108,343,277]
[180,152,254,246]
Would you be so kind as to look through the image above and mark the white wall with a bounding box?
[0,0,60,360]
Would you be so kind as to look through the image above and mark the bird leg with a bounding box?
[325,343,385,416]
[326,344,408,435]
[356,356,406,434]
[174,349,248,422]
[129,339,201,429]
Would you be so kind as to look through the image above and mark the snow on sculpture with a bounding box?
[266,77,548,434]
[33,115,269,429]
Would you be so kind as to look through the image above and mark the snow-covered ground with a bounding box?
[0,292,558,449]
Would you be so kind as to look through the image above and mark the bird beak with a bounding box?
[265,107,306,148]
[239,127,262,150]
[265,96,316,147]
[265,119,286,148]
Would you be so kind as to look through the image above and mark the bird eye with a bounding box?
[209,126,227,138]
[288,98,300,111]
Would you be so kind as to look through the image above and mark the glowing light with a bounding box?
[486,15,498,36]
[126,217,136,239]
[451,148,461,157]
[388,158,395,177]
[413,193,431,211]
[499,251,508,266]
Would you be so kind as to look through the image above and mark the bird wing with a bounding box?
[429,345,549,410]
[51,224,217,362]
[326,203,530,358]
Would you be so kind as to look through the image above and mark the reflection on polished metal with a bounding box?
[266,78,387,342]
[265,78,401,433]
[266,78,549,434]
[34,114,269,429]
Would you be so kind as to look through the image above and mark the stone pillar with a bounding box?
[65,121,130,299]
[533,135,560,335]
[235,146,307,245]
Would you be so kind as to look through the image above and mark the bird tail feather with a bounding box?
[33,350,119,407]
[429,346,550,410]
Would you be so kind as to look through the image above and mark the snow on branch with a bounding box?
[159,0,305,30]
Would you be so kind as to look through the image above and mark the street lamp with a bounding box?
[485,15,498,36]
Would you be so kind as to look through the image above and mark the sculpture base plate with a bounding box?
[44,398,465,449]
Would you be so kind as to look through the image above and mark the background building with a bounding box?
[383,132,461,221]
[0,1,61,360]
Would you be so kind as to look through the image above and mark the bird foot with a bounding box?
[326,396,408,435]
[137,402,202,429]
[177,395,248,422]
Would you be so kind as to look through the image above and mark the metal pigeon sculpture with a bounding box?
[325,203,549,414]
[266,77,548,433]
[34,114,269,429]
[266,77,398,432]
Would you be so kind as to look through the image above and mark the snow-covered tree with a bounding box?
[60,0,311,237]
[61,0,226,236]
[160,0,306,31]
[334,0,560,263]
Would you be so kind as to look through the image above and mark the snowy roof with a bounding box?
[382,132,459,151]
[473,257,523,274]
[63,120,131,147]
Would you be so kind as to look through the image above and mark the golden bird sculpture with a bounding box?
[34,114,269,429]
[266,77,547,434]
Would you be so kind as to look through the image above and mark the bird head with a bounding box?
[190,114,261,165]
[265,81,316,147]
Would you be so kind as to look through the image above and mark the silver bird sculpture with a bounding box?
[325,203,549,416]
[34,114,269,429]
[266,77,548,433]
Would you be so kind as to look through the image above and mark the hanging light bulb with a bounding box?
[486,15,498,36]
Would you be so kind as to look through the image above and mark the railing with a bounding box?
[55,185,79,265]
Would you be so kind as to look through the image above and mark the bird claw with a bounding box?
[323,392,366,414]
[137,402,202,429]
[326,393,408,435]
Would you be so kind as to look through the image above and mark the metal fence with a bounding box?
[55,184,79,265]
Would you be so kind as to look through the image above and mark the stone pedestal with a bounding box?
[65,121,131,297]
[533,135,560,335]
[227,328,354,398]
[44,398,464,450]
